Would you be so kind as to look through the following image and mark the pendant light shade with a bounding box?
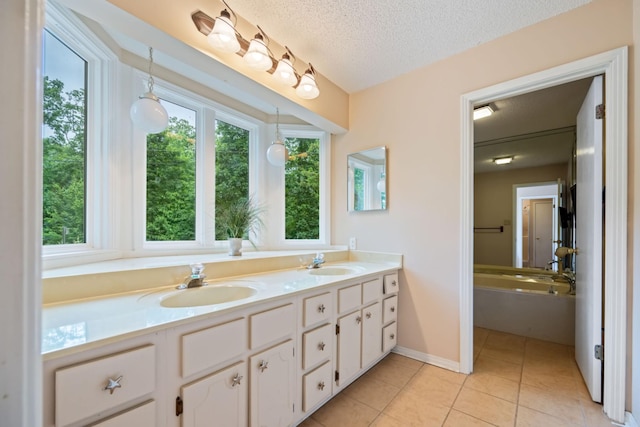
[207,8,240,53]
[130,47,168,134]
[296,65,320,99]
[267,108,288,166]
[274,48,298,86]
[244,32,272,71]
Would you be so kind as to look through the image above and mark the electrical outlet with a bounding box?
[349,237,357,250]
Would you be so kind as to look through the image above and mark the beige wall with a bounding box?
[332,0,635,366]
[474,164,568,266]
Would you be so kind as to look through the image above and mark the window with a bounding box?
[146,101,197,241]
[42,30,87,245]
[284,136,320,239]
[214,120,250,240]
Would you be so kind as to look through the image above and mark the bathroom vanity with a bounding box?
[41,251,401,426]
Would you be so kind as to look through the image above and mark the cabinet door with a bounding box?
[250,340,295,427]
[361,302,382,368]
[336,311,362,387]
[181,362,247,427]
[89,400,156,426]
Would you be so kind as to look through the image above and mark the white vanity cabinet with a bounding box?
[335,277,387,388]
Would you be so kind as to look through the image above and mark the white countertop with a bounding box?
[42,257,401,359]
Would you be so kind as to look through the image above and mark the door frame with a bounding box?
[459,47,628,422]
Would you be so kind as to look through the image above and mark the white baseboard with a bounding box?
[392,346,461,372]
[625,412,639,427]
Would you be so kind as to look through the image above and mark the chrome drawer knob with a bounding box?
[258,360,269,372]
[390,306,396,313]
[231,373,243,387]
[318,304,326,313]
[318,381,325,391]
[318,341,326,351]
[392,280,397,286]
[365,312,372,319]
[103,376,123,395]
[390,333,395,340]
[356,316,362,324]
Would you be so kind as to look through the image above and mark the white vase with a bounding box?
[228,238,243,256]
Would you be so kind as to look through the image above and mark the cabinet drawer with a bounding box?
[302,323,332,369]
[382,322,397,353]
[89,400,156,426]
[383,273,399,294]
[383,295,398,324]
[302,361,332,412]
[55,345,155,427]
[338,284,362,313]
[250,303,295,349]
[362,277,382,304]
[303,292,331,327]
[182,317,246,378]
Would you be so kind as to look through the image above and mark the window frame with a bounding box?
[42,1,118,267]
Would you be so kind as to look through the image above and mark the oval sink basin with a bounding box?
[308,267,359,276]
[160,285,257,308]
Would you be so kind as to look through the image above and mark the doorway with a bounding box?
[459,47,628,422]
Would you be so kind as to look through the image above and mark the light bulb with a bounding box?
[274,57,298,86]
[377,178,386,193]
[130,93,169,134]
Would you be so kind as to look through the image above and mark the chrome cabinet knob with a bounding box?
[318,304,326,313]
[356,316,362,324]
[258,360,269,372]
[317,381,325,391]
[390,333,395,340]
[318,341,326,351]
[365,312,372,319]
[390,306,396,313]
[103,376,123,395]
[392,280,397,286]
[231,373,243,387]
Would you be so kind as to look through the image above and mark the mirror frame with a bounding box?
[347,146,387,212]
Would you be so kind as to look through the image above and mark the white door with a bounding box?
[531,199,553,268]
[336,311,362,387]
[361,302,382,368]
[575,75,603,403]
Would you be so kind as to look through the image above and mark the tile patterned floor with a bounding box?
[299,328,613,427]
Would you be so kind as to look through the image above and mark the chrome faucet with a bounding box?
[306,252,325,269]
[552,270,576,295]
[178,263,207,289]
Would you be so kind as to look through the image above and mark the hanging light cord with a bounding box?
[147,47,156,93]
[275,108,281,143]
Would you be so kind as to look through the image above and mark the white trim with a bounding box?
[392,346,460,372]
[459,46,628,423]
[626,412,639,427]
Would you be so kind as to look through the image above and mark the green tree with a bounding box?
[214,120,250,240]
[146,117,197,241]
[285,137,320,239]
[42,76,86,245]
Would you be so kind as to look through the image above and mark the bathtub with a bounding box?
[473,266,575,345]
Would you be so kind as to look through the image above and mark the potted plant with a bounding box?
[218,196,264,256]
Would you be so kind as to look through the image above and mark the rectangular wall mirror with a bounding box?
[348,146,387,211]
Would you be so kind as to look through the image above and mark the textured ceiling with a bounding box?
[224,0,592,93]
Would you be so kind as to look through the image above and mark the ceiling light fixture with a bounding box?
[207,0,241,53]
[266,108,289,166]
[296,64,320,100]
[274,47,298,87]
[244,26,273,71]
[191,4,320,100]
[129,47,169,134]
[494,156,513,165]
[473,104,494,120]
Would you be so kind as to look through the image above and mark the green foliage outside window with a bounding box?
[146,116,197,241]
[285,137,320,239]
[42,76,86,245]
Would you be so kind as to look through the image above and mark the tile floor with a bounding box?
[299,327,613,427]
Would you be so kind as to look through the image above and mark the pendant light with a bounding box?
[273,47,298,86]
[266,108,288,166]
[207,0,241,53]
[296,64,320,99]
[130,47,169,134]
